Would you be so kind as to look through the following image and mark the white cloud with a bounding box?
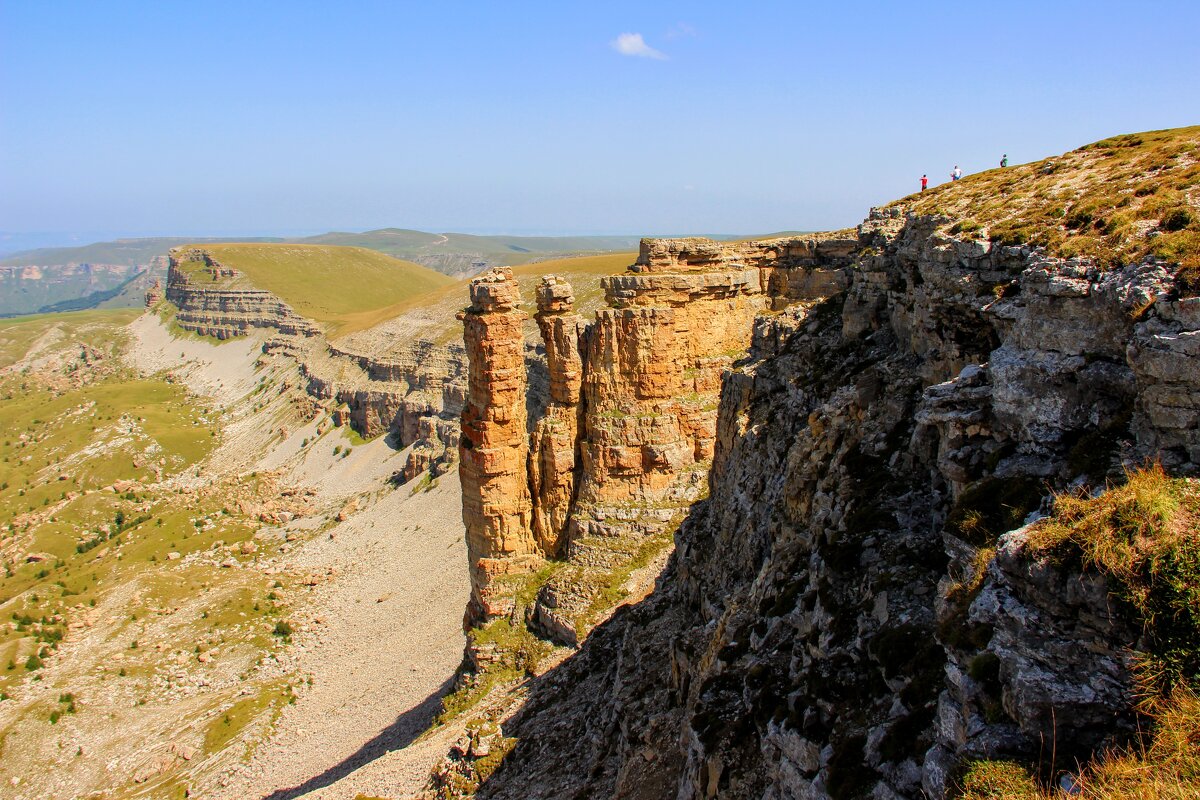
[611,32,667,60]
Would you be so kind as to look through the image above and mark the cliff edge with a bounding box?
[440,127,1200,799]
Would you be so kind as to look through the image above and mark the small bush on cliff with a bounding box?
[947,477,1044,547]
[1161,208,1194,232]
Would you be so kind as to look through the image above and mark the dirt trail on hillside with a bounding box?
[126,314,470,799]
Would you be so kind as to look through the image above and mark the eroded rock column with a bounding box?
[458,268,538,625]
[529,276,584,557]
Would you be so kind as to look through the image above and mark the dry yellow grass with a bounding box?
[960,466,1200,799]
[891,126,1200,288]
[1026,463,1184,581]
[958,687,1200,800]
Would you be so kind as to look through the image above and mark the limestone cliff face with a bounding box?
[457,236,858,640]
[165,249,322,338]
[144,278,163,307]
[463,208,1200,799]
[166,248,465,481]
[529,276,584,557]
[289,336,466,479]
[459,269,540,623]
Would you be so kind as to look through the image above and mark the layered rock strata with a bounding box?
[458,234,859,638]
[167,247,465,481]
[460,208,1200,799]
[285,337,466,480]
[144,278,163,307]
[459,269,540,623]
[165,249,321,339]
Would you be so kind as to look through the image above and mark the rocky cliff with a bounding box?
[449,131,1200,799]
[166,248,323,338]
[457,234,858,637]
[165,247,465,481]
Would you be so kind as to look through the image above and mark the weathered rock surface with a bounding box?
[166,248,322,339]
[144,277,163,307]
[462,207,1200,799]
[529,276,584,558]
[458,234,864,639]
[166,247,465,482]
[459,269,540,623]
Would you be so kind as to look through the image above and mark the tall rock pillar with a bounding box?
[530,276,585,557]
[458,268,539,625]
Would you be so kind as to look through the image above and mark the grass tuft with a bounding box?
[958,686,1200,799]
[961,466,1200,798]
[1028,463,1181,580]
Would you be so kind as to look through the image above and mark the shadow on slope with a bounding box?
[260,676,456,800]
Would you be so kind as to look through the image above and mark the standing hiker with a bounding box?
[1001,153,1008,168]
[921,174,928,191]
[951,165,962,181]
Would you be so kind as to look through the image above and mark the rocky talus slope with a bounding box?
[164,247,465,482]
[447,176,1199,797]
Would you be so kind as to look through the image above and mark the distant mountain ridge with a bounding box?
[1,228,785,271]
[0,261,162,317]
[0,228,786,318]
[0,237,283,268]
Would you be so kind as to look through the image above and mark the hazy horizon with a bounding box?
[0,226,789,260]
[3,1,1198,238]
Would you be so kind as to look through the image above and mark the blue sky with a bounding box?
[1,1,1197,239]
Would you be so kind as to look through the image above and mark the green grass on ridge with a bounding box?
[178,243,455,334]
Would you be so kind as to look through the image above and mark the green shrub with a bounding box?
[1161,208,1194,232]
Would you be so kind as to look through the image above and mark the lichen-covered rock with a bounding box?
[922,523,1142,798]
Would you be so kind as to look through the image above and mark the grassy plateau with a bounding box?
[892,126,1200,288]
[175,243,456,335]
[0,309,302,798]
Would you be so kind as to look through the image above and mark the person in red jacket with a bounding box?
[920,174,928,191]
